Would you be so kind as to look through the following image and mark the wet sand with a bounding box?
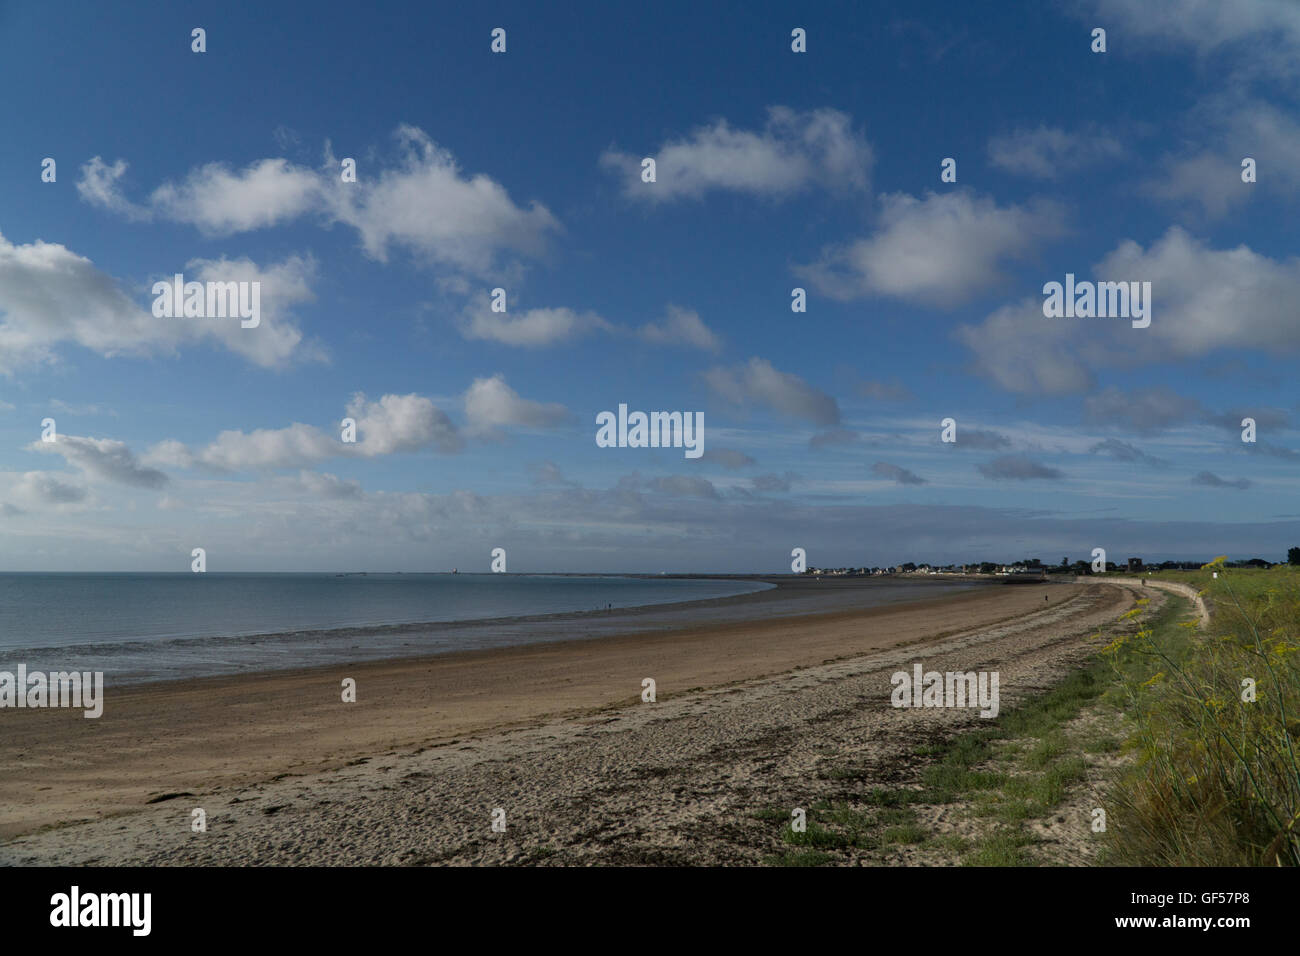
[1,577,1099,860]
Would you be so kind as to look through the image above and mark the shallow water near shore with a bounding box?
[0,572,984,684]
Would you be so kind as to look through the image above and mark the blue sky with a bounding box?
[1,0,1298,572]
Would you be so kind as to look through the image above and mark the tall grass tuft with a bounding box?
[1105,560,1300,865]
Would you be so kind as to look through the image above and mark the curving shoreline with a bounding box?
[2,580,1128,863]
[4,575,996,687]
[2,576,1072,853]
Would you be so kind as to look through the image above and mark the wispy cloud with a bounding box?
[872,462,927,485]
[601,107,872,202]
[977,455,1064,481]
[705,358,840,425]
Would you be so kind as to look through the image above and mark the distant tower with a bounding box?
[1127,557,1143,573]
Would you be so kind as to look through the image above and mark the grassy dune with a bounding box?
[1102,562,1300,865]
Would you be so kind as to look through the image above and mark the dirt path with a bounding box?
[3,582,1134,865]
[1102,577,1210,627]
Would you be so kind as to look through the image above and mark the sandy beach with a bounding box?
[1,577,1135,864]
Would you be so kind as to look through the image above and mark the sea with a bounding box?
[0,572,985,686]
[0,573,776,685]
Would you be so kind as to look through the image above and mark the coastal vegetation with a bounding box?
[762,562,1300,866]
[1105,562,1300,865]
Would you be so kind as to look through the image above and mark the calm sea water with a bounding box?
[0,573,774,684]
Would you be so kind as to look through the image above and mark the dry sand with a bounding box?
[1,579,1134,865]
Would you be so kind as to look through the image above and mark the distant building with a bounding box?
[1128,557,1143,572]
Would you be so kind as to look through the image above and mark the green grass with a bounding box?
[760,624,1140,865]
[760,568,1300,867]
[783,820,849,849]
[925,834,971,853]
[883,824,928,845]
[963,830,1037,867]
[1145,563,1300,595]
[1101,562,1300,866]
[1083,735,1120,754]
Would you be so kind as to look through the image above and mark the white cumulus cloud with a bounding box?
[795,191,1066,307]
